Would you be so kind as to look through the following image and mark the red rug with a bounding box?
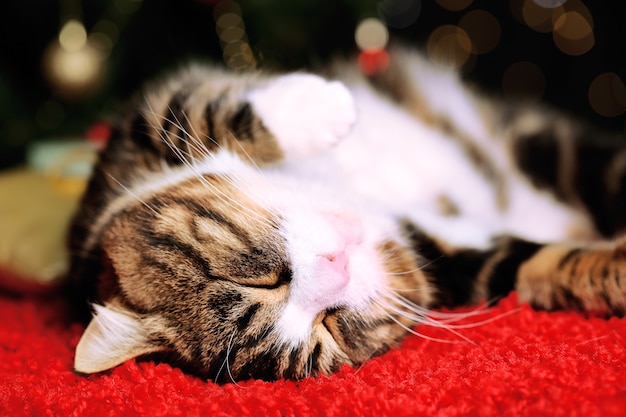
[2,281,626,416]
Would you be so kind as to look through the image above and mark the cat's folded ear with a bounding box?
[74,302,165,374]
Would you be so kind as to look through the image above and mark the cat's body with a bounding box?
[69,47,626,382]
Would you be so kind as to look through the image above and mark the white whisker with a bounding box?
[374,297,477,344]
[384,291,498,323]
[372,302,471,344]
[218,128,281,216]
[155,100,280,221]
[107,174,160,217]
[433,307,520,329]
[142,105,278,230]
[373,286,520,345]
[224,329,245,387]
[383,254,445,277]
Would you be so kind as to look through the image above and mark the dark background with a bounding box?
[1,0,624,170]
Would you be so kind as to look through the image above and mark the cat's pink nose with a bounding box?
[323,251,348,276]
[316,250,350,291]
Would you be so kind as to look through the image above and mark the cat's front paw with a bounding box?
[248,74,357,159]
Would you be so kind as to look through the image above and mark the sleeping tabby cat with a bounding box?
[69,46,626,382]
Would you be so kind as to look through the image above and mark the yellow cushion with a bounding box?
[0,168,85,291]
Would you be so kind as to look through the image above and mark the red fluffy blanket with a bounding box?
[2,282,626,416]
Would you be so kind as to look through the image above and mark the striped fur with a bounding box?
[70,47,626,381]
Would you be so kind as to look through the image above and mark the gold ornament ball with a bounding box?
[42,39,106,98]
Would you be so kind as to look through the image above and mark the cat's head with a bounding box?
[74,154,433,381]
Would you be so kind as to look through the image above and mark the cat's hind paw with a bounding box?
[248,74,357,159]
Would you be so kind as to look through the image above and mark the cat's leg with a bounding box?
[403,222,626,316]
[514,238,626,315]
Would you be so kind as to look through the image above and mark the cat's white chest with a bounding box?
[331,86,500,222]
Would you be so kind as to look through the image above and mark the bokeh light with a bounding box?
[554,11,592,40]
[458,10,501,54]
[43,41,105,95]
[509,0,525,24]
[355,18,390,75]
[532,0,567,7]
[502,61,546,102]
[89,20,118,61]
[59,20,88,52]
[355,18,389,50]
[114,0,142,15]
[43,19,107,99]
[557,0,593,26]
[93,19,120,45]
[522,0,561,32]
[213,0,256,70]
[511,0,596,56]
[219,25,245,44]
[216,12,243,32]
[552,11,594,55]
[588,73,626,117]
[436,0,473,12]
[426,25,472,68]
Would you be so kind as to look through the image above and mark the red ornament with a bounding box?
[358,48,390,76]
[86,121,112,149]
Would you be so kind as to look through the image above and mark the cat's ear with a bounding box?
[74,303,164,374]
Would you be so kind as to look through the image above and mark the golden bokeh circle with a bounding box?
[553,11,592,40]
[426,25,473,68]
[553,29,594,56]
[533,0,567,7]
[522,0,560,33]
[553,0,594,29]
[588,73,626,117]
[502,61,546,102]
[459,10,501,54]
[42,40,105,98]
[436,0,473,12]
[509,0,526,25]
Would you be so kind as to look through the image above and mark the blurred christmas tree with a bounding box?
[1,0,624,170]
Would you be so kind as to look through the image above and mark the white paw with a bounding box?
[247,74,357,159]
